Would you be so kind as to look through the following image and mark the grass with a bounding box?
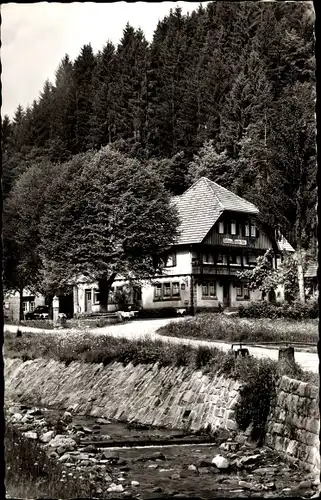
[157,313,319,345]
[5,423,98,499]
[19,316,122,330]
[4,329,318,386]
[4,328,319,457]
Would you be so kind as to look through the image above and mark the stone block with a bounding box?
[285,439,298,456]
[305,417,320,435]
[226,419,237,431]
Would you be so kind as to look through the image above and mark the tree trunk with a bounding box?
[98,274,117,312]
[297,245,306,303]
[19,286,24,323]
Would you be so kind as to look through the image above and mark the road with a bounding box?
[4,317,319,374]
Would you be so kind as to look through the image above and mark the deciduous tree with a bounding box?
[40,146,180,311]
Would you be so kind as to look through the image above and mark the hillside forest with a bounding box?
[2,2,317,305]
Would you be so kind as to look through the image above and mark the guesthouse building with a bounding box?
[74,177,294,315]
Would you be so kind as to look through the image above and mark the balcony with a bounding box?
[192,263,255,276]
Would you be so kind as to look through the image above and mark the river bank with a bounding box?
[5,403,320,499]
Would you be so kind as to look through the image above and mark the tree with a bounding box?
[40,146,180,311]
[236,249,279,301]
[3,160,58,320]
[186,140,236,188]
[73,44,97,152]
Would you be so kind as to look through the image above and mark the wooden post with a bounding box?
[278,346,295,364]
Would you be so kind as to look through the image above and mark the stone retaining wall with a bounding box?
[266,375,320,474]
[5,359,320,475]
[5,358,240,433]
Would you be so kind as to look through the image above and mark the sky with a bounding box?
[1,1,209,119]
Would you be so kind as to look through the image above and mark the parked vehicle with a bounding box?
[25,305,49,320]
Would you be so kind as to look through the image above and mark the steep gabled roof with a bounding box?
[276,235,295,253]
[172,177,259,245]
[304,262,318,278]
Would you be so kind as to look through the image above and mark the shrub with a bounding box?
[5,423,96,499]
[158,313,318,345]
[238,300,319,319]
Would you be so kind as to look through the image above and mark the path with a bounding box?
[4,317,319,374]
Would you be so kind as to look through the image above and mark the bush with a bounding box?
[158,313,318,345]
[238,300,319,320]
[5,423,96,499]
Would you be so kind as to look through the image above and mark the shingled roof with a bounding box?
[304,262,318,278]
[172,177,259,245]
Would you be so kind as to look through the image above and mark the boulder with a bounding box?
[96,418,112,425]
[62,411,73,423]
[49,435,77,451]
[131,480,140,487]
[107,483,124,493]
[12,413,23,422]
[58,453,71,463]
[212,455,230,469]
[24,431,38,440]
[188,464,197,471]
[40,430,55,443]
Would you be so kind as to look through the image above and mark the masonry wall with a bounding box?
[5,359,320,475]
[5,358,239,433]
[266,375,320,474]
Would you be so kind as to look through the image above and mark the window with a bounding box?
[231,221,236,235]
[163,283,171,297]
[218,221,224,234]
[251,224,256,237]
[93,290,100,304]
[236,256,242,265]
[248,254,257,265]
[23,302,28,312]
[243,255,249,266]
[202,253,214,264]
[245,224,250,237]
[154,282,181,300]
[217,254,223,264]
[236,283,250,300]
[165,253,177,267]
[202,281,216,298]
[172,282,180,297]
[30,301,35,311]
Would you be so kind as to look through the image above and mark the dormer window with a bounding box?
[218,221,224,234]
[231,221,236,235]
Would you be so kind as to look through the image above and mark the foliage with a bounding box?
[237,249,278,298]
[237,251,306,303]
[5,423,97,499]
[3,2,316,242]
[39,145,180,306]
[238,299,319,320]
[157,313,318,344]
[3,159,58,318]
[234,357,277,443]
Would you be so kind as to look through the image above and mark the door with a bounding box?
[223,282,230,307]
[85,289,92,313]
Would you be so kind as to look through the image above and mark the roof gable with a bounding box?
[173,177,259,245]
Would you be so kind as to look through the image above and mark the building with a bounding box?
[74,177,294,315]
[304,262,318,300]
[3,290,46,323]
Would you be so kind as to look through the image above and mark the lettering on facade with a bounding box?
[222,238,247,246]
